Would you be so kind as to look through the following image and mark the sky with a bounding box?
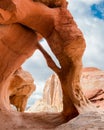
[22,0,104,107]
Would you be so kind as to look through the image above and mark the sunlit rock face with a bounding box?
[27,74,63,112]
[81,67,104,91]
[43,74,63,112]
[81,67,104,109]
[28,67,104,112]
[9,68,36,112]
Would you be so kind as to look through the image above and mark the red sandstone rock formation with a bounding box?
[28,67,104,113]
[0,23,37,111]
[33,0,67,7]
[0,0,101,129]
[9,68,36,112]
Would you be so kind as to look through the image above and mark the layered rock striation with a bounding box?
[81,67,104,109]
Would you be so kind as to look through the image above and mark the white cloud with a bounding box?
[69,0,104,70]
[78,0,103,5]
[68,0,103,5]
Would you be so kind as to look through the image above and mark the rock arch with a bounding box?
[0,0,97,129]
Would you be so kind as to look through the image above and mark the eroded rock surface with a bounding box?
[81,67,104,109]
[33,0,67,7]
[9,68,36,112]
[81,67,104,91]
[55,111,104,130]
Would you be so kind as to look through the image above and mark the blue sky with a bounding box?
[91,1,104,19]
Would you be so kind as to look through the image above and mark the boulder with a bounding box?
[9,68,36,112]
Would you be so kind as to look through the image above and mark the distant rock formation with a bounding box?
[81,67,104,109]
[43,74,63,112]
[81,67,104,91]
[9,68,36,112]
[27,74,63,112]
[27,67,104,112]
